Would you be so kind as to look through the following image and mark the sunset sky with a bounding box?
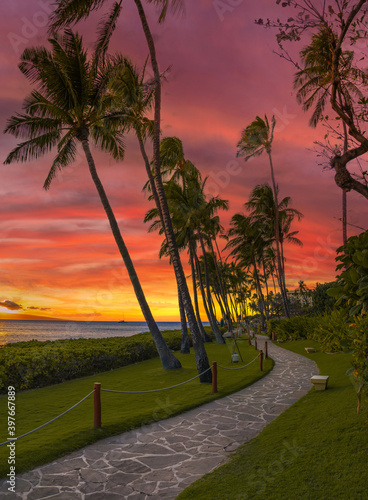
[0,0,366,322]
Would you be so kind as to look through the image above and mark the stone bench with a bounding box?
[310,375,329,391]
[305,347,317,353]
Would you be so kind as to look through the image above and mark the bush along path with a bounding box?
[0,336,316,500]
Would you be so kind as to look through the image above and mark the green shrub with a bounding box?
[328,230,368,316]
[0,330,183,393]
[348,315,368,413]
[267,316,319,342]
[311,281,337,314]
[314,309,352,352]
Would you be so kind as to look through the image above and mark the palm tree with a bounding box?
[225,214,269,328]
[145,183,211,345]
[245,184,303,303]
[146,173,227,343]
[3,29,181,370]
[237,115,290,318]
[50,0,213,383]
[294,26,364,245]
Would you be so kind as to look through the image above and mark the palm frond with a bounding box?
[4,113,63,139]
[91,126,125,160]
[94,1,123,70]
[146,0,185,23]
[23,90,73,124]
[4,130,61,164]
[49,0,107,32]
[43,132,77,189]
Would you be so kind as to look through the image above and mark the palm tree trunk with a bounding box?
[252,254,266,329]
[342,121,348,245]
[262,257,270,321]
[210,241,233,332]
[134,0,211,382]
[198,235,225,343]
[267,150,290,318]
[342,190,347,245]
[194,262,214,342]
[81,135,181,370]
[189,243,211,342]
[178,281,190,353]
[214,289,227,325]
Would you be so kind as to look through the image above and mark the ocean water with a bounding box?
[0,320,202,346]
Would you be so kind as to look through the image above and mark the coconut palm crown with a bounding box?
[4,29,127,183]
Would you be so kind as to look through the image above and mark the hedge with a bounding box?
[0,330,185,393]
[267,310,352,352]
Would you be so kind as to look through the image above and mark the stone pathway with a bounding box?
[1,336,317,500]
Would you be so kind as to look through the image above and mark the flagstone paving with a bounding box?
[1,336,317,499]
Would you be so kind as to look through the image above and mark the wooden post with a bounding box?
[212,362,217,394]
[260,351,264,371]
[272,331,275,341]
[94,382,101,428]
[265,341,268,359]
[248,331,251,345]
[255,337,258,350]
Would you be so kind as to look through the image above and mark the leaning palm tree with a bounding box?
[49,0,213,383]
[236,115,290,318]
[294,26,365,245]
[3,29,181,370]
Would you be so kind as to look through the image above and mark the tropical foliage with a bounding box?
[328,230,368,316]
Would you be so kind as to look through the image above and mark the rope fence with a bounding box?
[100,366,213,394]
[0,338,270,438]
[0,390,95,447]
[217,352,260,370]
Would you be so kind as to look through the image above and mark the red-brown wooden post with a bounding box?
[248,331,251,345]
[272,331,275,341]
[94,382,101,428]
[260,351,264,371]
[212,362,217,394]
[255,337,258,350]
[265,341,268,359]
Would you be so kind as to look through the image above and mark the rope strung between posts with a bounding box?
[101,365,213,394]
[0,390,95,447]
[217,352,261,370]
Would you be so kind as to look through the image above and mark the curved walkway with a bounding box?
[1,336,317,500]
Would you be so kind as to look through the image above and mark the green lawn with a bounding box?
[178,340,368,500]
[0,337,272,477]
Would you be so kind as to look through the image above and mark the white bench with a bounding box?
[310,375,329,391]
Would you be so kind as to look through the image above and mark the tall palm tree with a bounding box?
[146,174,227,343]
[294,26,364,245]
[225,214,269,328]
[3,29,181,370]
[245,183,303,302]
[237,115,290,318]
[145,183,211,345]
[50,0,213,383]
